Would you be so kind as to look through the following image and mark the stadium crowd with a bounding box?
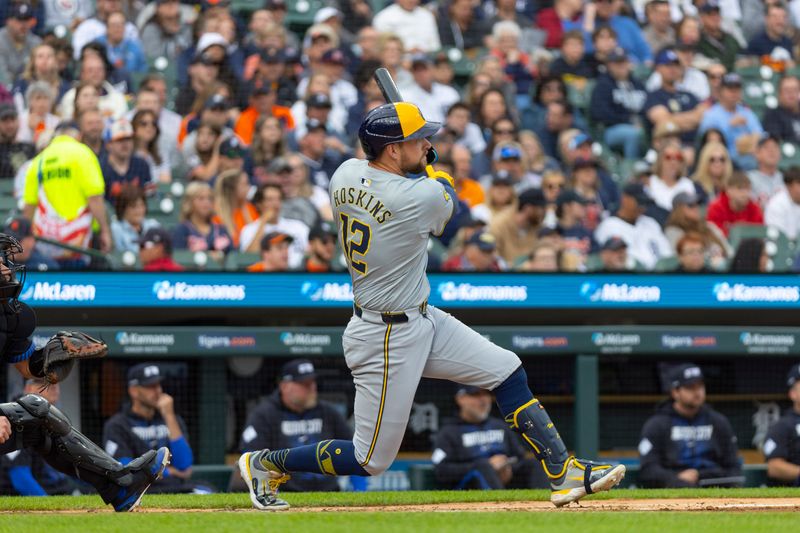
[0,0,799,272]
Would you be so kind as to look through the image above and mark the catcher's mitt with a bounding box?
[41,331,108,385]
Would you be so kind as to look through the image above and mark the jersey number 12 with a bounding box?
[339,213,372,275]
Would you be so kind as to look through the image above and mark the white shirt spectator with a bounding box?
[72,16,139,59]
[16,111,59,144]
[595,214,674,270]
[42,0,95,31]
[126,107,182,170]
[646,68,710,101]
[293,78,357,137]
[455,122,487,155]
[764,189,800,240]
[403,82,461,124]
[373,3,441,53]
[58,81,127,120]
[239,217,310,269]
[747,169,785,207]
[647,174,697,211]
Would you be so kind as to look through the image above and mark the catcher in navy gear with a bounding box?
[0,233,170,511]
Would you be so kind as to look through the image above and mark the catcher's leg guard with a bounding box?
[505,398,570,480]
[1,394,131,502]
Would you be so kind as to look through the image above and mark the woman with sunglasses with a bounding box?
[691,141,733,197]
[133,109,171,184]
[649,140,707,213]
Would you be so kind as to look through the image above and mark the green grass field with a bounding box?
[0,489,798,533]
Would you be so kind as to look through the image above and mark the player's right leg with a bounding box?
[241,311,434,510]
[423,307,625,506]
[0,394,169,511]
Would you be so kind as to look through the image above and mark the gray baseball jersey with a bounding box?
[330,158,453,311]
[329,158,521,475]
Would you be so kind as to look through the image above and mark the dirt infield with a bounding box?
[292,498,800,513]
[3,498,798,514]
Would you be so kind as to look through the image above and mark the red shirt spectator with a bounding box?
[706,172,764,237]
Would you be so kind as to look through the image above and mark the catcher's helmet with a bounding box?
[0,232,26,304]
[359,102,441,160]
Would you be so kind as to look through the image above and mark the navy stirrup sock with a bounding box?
[260,440,370,477]
[493,366,534,418]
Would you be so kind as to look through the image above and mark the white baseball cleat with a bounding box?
[550,457,626,507]
[238,451,291,511]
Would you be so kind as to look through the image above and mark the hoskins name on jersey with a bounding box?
[332,186,393,224]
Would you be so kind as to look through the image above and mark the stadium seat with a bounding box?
[224,251,261,271]
[778,143,800,170]
[284,0,325,33]
[173,250,224,271]
[728,223,769,254]
[108,250,142,271]
[654,256,679,272]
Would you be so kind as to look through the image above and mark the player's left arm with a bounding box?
[416,176,458,237]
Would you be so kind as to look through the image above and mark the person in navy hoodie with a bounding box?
[638,364,741,488]
[589,47,647,159]
[432,386,545,489]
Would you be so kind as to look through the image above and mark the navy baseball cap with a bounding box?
[607,47,628,62]
[280,359,316,382]
[721,73,743,88]
[10,3,34,19]
[699,0,721,13]
[556,189,589,208]
[518,188,546,208]
[321,48,347,66]
[655,49,680,65]
[204,94,230,110]
[787,363,800,387]
[456,384,489,396]
[260,48,285,63]
[492,171,514,186]
[127,363,163,387]
[306,92,332,109]
[601,236,627,251]
[672,191,700,208]
[309,221,337,240]
[3,217,32,240]
[0,103,18,120]
[668,364,704,389]
[140,227,173,253]
[623,182,655,205]
[261,231,294,251]
[466,231,497,252]
[219,136,246,158]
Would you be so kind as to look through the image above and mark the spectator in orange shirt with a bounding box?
[212,169,259,248]
[234,77,294,145]
[247,232,293,272]
[451,144,485,208]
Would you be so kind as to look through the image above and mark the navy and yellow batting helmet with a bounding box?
[358,102,441,160]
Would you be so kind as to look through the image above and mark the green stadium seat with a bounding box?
[585,253,604,272]
[230,0,262,15]
[109,250,142,271]
[284,0,325,33]
[778,142,800,170]
[654,256,679,272]
[225,251,261,271]
[567,80,595,115]
[173,250,224,271]
[728,223,769,254]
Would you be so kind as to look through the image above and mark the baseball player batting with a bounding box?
[239,70,625,509]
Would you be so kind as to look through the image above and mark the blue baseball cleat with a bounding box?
[112,447,171,512]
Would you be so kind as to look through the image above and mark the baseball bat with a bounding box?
[373,68,436,177]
